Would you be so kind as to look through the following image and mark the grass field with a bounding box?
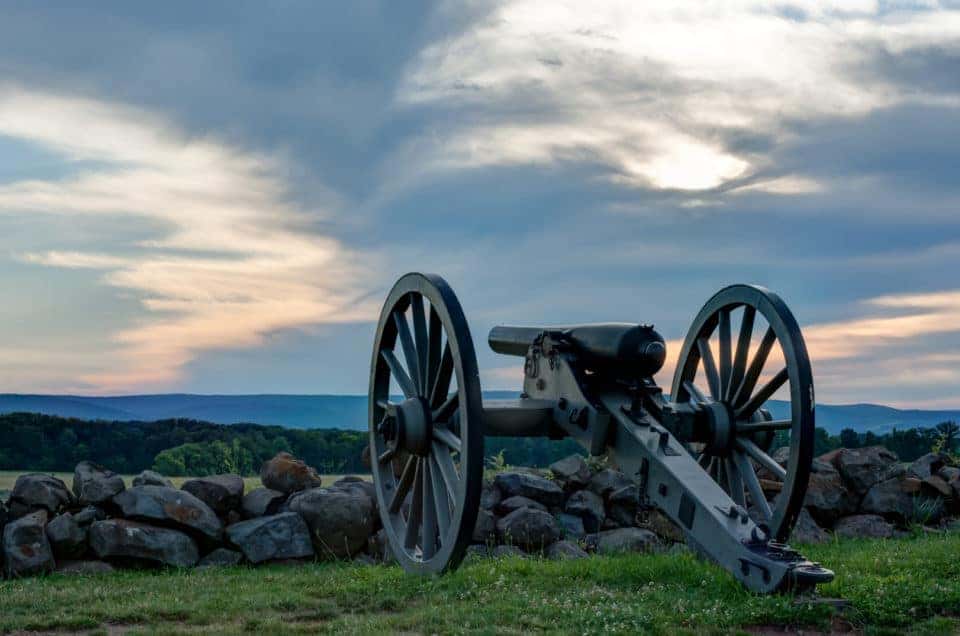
[0,471,369,494]
[0,532,958,634]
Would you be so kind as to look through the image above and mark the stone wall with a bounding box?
[1,446,957,578]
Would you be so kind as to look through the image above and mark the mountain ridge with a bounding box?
[0,392,956,435]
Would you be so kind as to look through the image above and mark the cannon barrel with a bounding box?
[488,325,545,357]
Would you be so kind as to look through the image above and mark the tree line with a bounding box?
[0,412,955,477]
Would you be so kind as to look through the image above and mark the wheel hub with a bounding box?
[703,401,734,456]
[385,396,433,456]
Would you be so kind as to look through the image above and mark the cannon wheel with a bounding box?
[369,273,483,574]
[671,284,814,542]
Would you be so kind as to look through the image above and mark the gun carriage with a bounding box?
[368,272,834,593]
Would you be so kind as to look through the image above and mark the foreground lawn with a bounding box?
[1,533,959,635]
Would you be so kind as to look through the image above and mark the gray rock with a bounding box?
[557,512,586,541]
[545,539,589,560]
[861,476,915,522]
[494,472,564,508]
[181,475,244,516]
[132,470,173,489]
[46,513,87,559]
[56,560,115,576]
[480,482,502,510]
[642,509,685,543]
[113,486,223,541]
[464,544,490,561]
[368,528,396,564]
[908,453,951,480]
[832,447,903,497]
[89,519,198,567]
[833,514,895,539]
[491,544,526,558]
[472,508,497,544]
[73,506,107,526]
[226,513,313,564]
[242,488,287,519]
[3,510,55,577]
[198,547,244,567]
[287,487,375,559]
[549,455,592,491]
[353,553,377,566]
[331,478,378,515]
[8,473,72,517]
[565,490,605,533]
[496,507,561,551]
[73,461,125,506]
[260,452,323,494]
[607,485,639,527]
[804,470,857,526]
[789,508,830,544]
[497,495,547,516]
[588,469,632,500]
[922,475,952,499]
[589,527,660,554]
[939,466,960,482]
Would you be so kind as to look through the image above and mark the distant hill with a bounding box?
[0,393,956,434]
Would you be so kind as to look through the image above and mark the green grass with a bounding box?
[0,471,369,494]
[1,533,959,634]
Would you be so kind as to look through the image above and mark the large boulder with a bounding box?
[545,540,589,560]
[496,507,562,551]
[112,486,223,541]
[472,509,497,544]
[803,470,857,526]
[565,490,605,533]
[73,461,125,506]
[260,452,323,494]
[287,487,375,558]
[549,455,592,492]
[496,495,547,516]
[908,453,951,480]
[181,475,244,516]
[642,509,685,543]
[3,511,55,577]
[132,470,173,489]
[789,508,830,544]
[831,447,902,497]
[588,469,632,500]
[330,478,378,516]
[588,527,660,554]
[242,488,287,519]
[861,476,916,522]
[607,485,639,527]
[480,483,502,510]
[493,472,564,508]
[557,513,586,541]
[46,513,87,559]
[199,548,244,568]
[89,519,199,567]
[73,506,107,527]
[226,513,314,564]
[833,514,895,539]
[8,474,72,517]
[56,560,114,576]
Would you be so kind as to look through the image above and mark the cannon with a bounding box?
[367,272,834,593]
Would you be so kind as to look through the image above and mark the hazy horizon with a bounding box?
[1,3,959,408]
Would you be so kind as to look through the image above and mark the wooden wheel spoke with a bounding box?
[735,367,789,419]
[389,456,417,514]
[728,305,755,401]
[732,326,776,408]
[736,419,792,434]
[718,309,732,399]
[430,343,454,409]
[432,442,460,505]
[429,455,452,539]
[393,310,422,395]
[404,459,424,550]
[410,294,430,392]
[421,460,437,559]
[736,437,787,481]
[426,307,443,396]
[725,457,745,507]
[717,458,729,492]
[381,350,417,399]
[433,427,462,453]
[433,393,459,423]
[735,450,772,520]
[684,380,709,404]
[697,337,721,400]
[378,448,396,464]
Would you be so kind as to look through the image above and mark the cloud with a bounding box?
[0,86,374,392]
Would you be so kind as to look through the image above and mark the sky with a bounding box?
[0,1,959,407]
